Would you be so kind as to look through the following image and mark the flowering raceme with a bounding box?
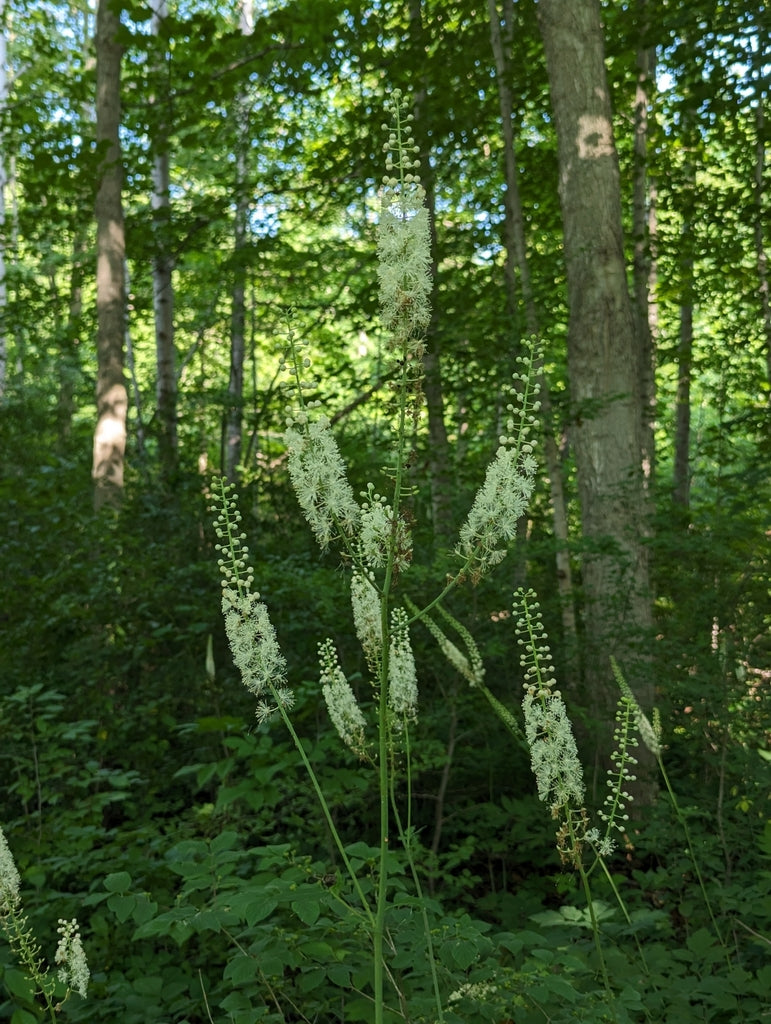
[377,90,432,355]
[212,478,294,722]
[0,826,21,914]
[388,608,418,720]
[377,186,431,352]
[516,589,585,815]
[285,413,361,550]
[457,352,541,581]
[351,570,382,668]
[56,918,90,999]
[319,639,367,756]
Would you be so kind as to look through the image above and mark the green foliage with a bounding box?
[1,1,770,1022]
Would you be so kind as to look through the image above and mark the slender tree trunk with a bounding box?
[0,0,8,399]
[408,0,454,548]
[488,0,578,677]
[754,89,771,389]
[223,0,254,484]
[632,0,657,486]
[93,0,128,510]
[150,0,178,483]
[56,233,88,445]
[537,0,655,800]
[672,241,693,509]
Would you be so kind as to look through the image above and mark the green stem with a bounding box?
[576,858,612,998]
[657,755,728,957]
[390,727,444,1024]
[272,689,374,929]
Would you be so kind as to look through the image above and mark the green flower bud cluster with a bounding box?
[278,311,317,400]
[597,695,638,834]
[380,88,422,188]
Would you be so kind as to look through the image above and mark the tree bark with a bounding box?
[672,236,693,509]
[150,0,178,484]
[223,0,254,484]
[632,0,657,487]
[93,0,128,510]
[488,0,578,679]
[754,87,771,390]
[408,0,454,548]
[537,0,655,799]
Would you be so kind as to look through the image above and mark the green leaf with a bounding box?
[225,955,257,987]
[292,898,320,925]
[104,870,132,893]
[11,1010,39,1024]
[244,897,277,926]
[4,968,36,1001]
[328,964,352,987]
[107,893,137,923]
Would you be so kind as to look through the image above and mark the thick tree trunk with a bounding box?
[537,0,655,800]
[93,0,128,510]
[488,0,578,679]
[150,0,178,483]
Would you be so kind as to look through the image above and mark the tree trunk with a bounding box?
[632,0,657,486]
[672,243,693,510]
[93,0,128,510]
[754,88,771,389]
[0,0,8,399]
[223,0,254,485]
[487,0,578,680]
[150,0,178,484]
[537,0,655,800]
[408,0,454,548]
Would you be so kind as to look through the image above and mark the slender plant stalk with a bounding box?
[272,689,375,929]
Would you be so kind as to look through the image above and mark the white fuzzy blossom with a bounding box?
[55,918,89,999]
[457,355,540,581]
[0,826,21,914]
[522,690,584,809]
[222,589,288,698]
[516,589,585,814]
[351,570,382,667]
[377,190,431,351]
[377,91,431,354]
[458,445,537,579]
[360,498,392,568]
[358,489,413,572]
[388,608,418,720]
[285,413,360,550]
[212,479,293,722]
[319,640,367,755]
